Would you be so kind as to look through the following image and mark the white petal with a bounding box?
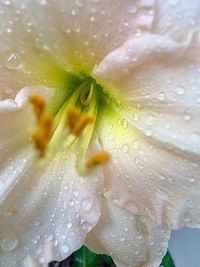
[23,0,154,72]
[0,151,103,266]
[85,199,170,267]
[94,32,200,154]
[153,0,200,41]
[0,0,155,98]
[96,106,200,229]
[0,87,104,266]
[0,1,71,99]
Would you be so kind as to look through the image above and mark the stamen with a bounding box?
[66,106,95,136]
[86,151,110,169]
[29,94,45,119]
[72,114,95,136]
[31,132,47,157]
[66,106,80,129]
[29,94,53,157]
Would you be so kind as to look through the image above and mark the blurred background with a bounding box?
[169,227,200,267]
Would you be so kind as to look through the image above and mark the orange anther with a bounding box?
[31,132,47,157]
[29,94,53,157]
[66,106,80,129]
[86,151,110,169]
[72,114,95,136]
[29,94,45,119]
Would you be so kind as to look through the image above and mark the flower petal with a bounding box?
[0,0,155,99]
[94,32,200,154]
[153,0,200,41]
[0,1,73,99]
[96,105,200,229]
[85,199,170,267]
[23,0,154,72]
[0,87,103,266]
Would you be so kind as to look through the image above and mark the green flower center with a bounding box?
[30,73,111,174]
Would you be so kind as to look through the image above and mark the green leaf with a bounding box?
[98,254,113,265]
[160,251,176,267]
[72,246,175,267]
[72,246,97,267]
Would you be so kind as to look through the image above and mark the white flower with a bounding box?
[0,0,200,267]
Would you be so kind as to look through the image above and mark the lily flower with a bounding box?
[0,0,200,266]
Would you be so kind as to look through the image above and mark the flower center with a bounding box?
[29,75,110,175]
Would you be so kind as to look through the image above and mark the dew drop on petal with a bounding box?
[183,114,191,121]
[145,114,156,126]
[66,222,72,229]
[5,53,21,70]
[0,235,18,252]
[81,198,94,212]
[175,85,185,95]
[164,121,171,129]
[45,234,54,242]
[73,190,79,198]
[122,144,129,153]
[69,199,75,207]
[191,133,200,142]
[132,140,140,150]
[196,97,200,104]
[168,0,179,6]
[145,129,153,137]
[133,113,139,121]
[59,243,70,255]
[121,119,128,129]
[158,92,166,101]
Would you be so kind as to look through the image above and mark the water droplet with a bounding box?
[66,222,72,229]
[159,175,166,181]
[168,0,179,6]
[36,0,47,5]
[128,6,138,14]
[196,97,200,104]
[121,119,128,129]
[122,144,129,153]
[133,113,139,121]
[90,16,95,22]
[45,233,54,242]
[5,53,21,70]
[71,9,76,16]
[183,114,191,121]
[69,200,75,207]
[81,198,93,212]
[158,92,166,101]
[175,86,185,95]
[0,236,18,252]
[59,243,70,255]
[73,191,79,198]
[132,140,140,150]
[145,129,152,137]
[164,121,171,129]
[191,133,200,142]
[2,0,11,5]
[145,114,156,126]
[64,185,69,191]
[81,221,92,231]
